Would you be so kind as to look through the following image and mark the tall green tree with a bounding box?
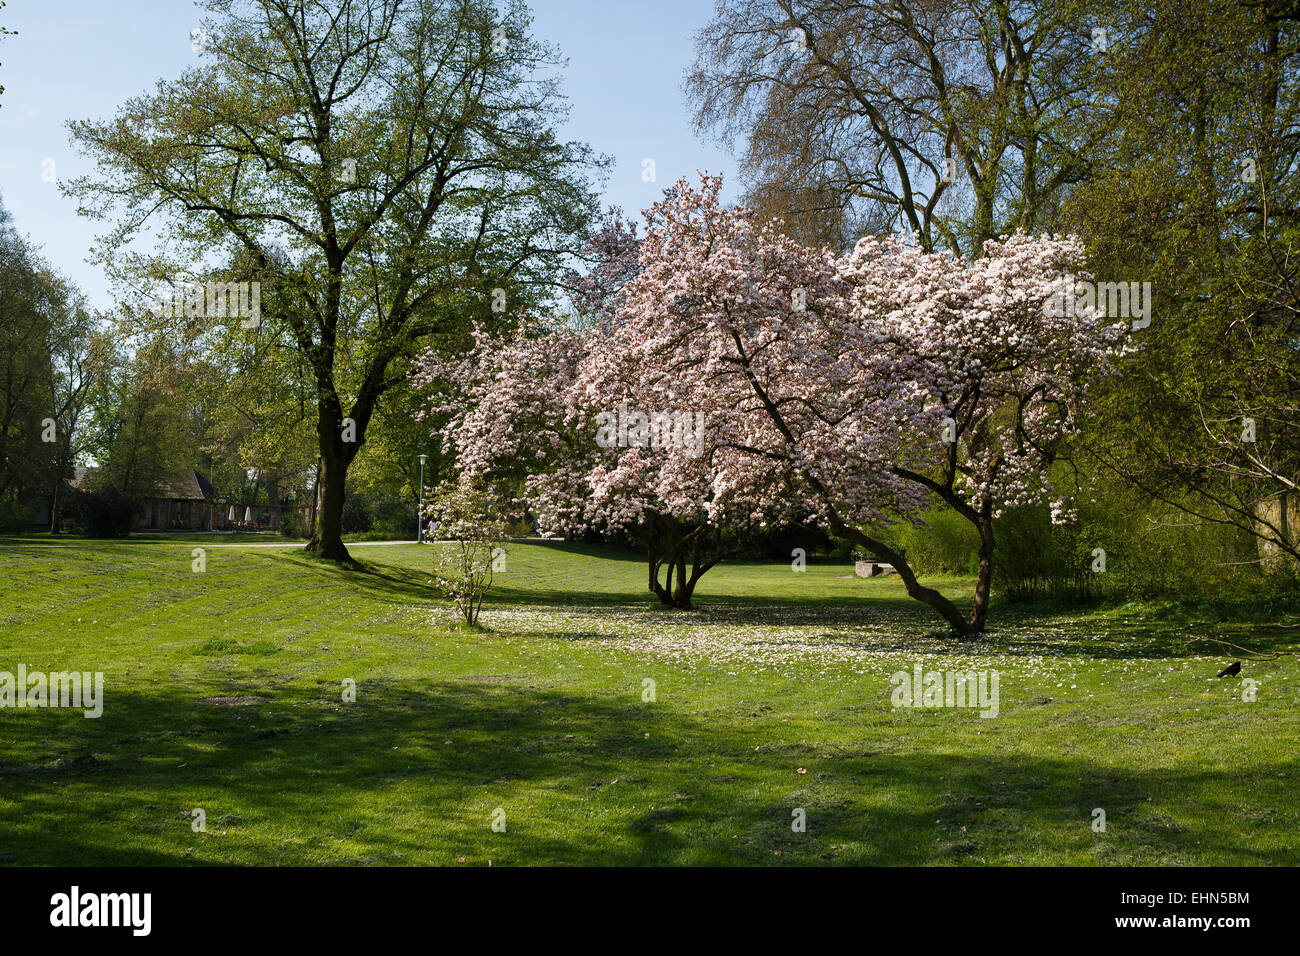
[1068,0,1300,568]
[66,0,602,559]
[0,197,53,524]
[0,194,98,531]
[41,279,102,533]
[87,334,201,500]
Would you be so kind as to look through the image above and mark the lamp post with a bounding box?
[418,454,427,543]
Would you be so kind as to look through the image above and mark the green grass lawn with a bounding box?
[1,534,1297,865]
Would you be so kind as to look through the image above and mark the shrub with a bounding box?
[879,507,979,576]
[0,496,30,533]
[369,492,415,537]
[340,495,373,533]
[505,517,533,538]
[278,510,305,538]
[992,503,1098,602]
[337,489,413,538]
[991,479,1265,604]
[64,488,134,538]
[425,482,508,625]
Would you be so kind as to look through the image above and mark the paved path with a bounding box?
[196,540,419,549]
[0,540,418,549]
[1,537,556,549]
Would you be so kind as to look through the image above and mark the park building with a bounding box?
[25,467,309,534]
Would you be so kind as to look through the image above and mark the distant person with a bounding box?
[426,518,436,541]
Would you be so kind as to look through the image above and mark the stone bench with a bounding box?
[854,560,897,578]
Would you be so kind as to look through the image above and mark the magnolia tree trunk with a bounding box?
[647,525,697,609]
[827,514,990,638]
[968,509,996,634]
[643,516,739,610]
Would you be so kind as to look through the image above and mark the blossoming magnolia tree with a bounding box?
[606,176,1129,635]
[415,208,801,609]
[415,319,799,609]
[419,175,1127,632]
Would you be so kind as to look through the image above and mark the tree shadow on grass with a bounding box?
[473,600,1300,664]
[261,545,1300,662]
[508,539,648,563]
[1,681,1294,866]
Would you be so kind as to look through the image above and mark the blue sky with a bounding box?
[0,0,739,309]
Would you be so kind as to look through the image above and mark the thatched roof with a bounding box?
[161,469,217,501]
[71,467,216,501]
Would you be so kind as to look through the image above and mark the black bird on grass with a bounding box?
[1217,661,1242,678]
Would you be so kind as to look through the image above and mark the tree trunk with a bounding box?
[671,547,690,608]
[304,371,385,562]
[652,569,698,609]
[49,449,65,534]
[308,456,321,533]
[49,479,61,534]
[307,446,351,560]
[831,518,979,637]
[967,511,995,634]
[645,518,699,609]
[49,442,75,533]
